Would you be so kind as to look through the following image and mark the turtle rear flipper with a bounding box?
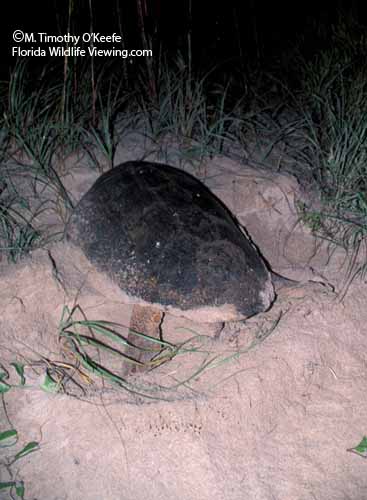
[124,305,164,374]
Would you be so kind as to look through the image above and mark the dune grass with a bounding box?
[248,16,367,294]
[1,15,367,286]
[290,28,367,294]
[0,364,40,500]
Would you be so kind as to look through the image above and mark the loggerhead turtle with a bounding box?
[65,161,276,371]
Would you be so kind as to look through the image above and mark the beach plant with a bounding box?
[137,54,241,161]
[0,365,40,500]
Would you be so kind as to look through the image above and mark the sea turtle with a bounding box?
[65,161,276,371]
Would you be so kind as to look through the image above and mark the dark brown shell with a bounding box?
[66,161,274,319]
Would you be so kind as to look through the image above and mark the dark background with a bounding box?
[2,0,366,77]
